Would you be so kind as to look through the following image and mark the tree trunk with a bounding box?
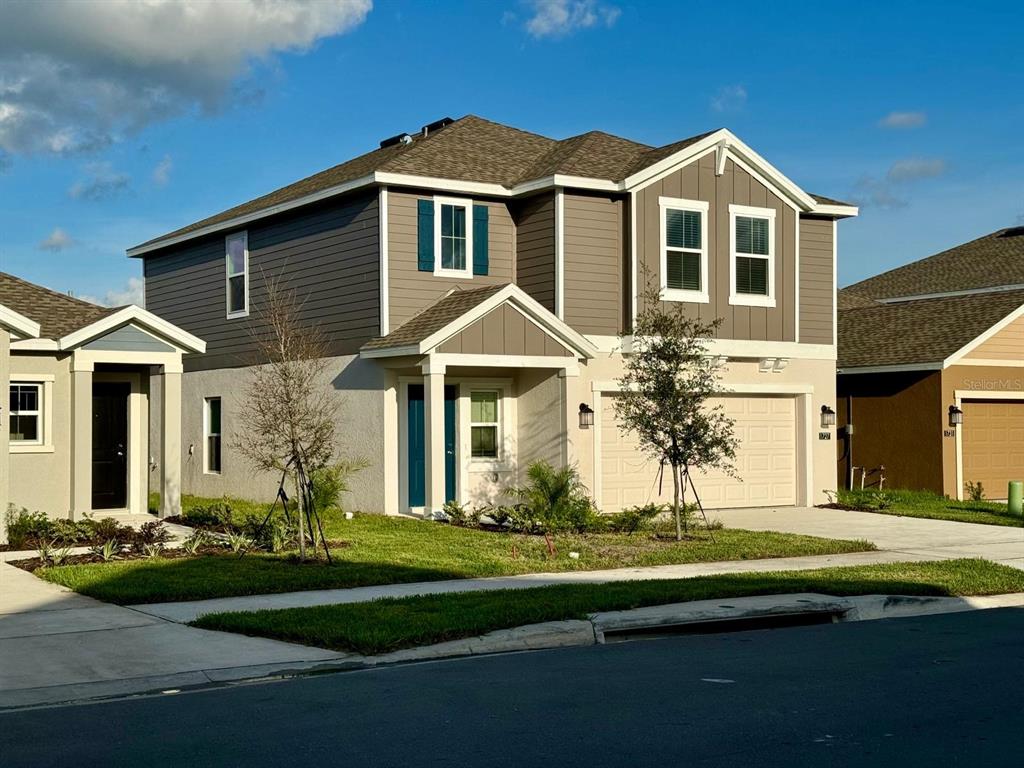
[671,460,682,542]
[295,460,307,562]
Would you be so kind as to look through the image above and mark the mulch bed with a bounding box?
[9,544,228,572]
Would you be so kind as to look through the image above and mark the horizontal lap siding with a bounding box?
[799,217,834,345]
[144,191,380,371]
[563,193,623,335]
[635,154,797,342]
[388,189,515,330]
[512,194,556,313]
[964,314,1024,360]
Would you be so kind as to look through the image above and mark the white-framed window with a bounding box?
[204,397,222,474]
[225,231,249,318]
[659,196,710,303]
[469,390,500,459]
[9,383,41,445]
[729,204,776,308]
[433,197,473,278]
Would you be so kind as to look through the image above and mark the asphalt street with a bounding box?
[2,608,1022,767]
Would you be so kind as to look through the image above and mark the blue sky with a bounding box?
[1,0,1021,305]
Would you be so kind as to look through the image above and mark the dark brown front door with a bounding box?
[92,382,130,510]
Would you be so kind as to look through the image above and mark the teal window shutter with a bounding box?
[472,204,489,275]
[417,199,434,271]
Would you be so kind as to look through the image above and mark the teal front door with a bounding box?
[407,385,457,508]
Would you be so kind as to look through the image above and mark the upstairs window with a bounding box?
[729,205,776,307]
[9,383,41,444]
[659,197,709,303]
[205,397,222,474]
[225,232,249,318]
[434,197,473,278]
[470,390,499,459]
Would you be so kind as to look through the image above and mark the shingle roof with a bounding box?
[838,289,1024,369]
[361,284,507,351]
[0,272,118,340]
[842,227,1024,306]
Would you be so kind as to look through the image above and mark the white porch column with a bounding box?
[559,367,579,469]
[0,333,9,544]
[158,363,182,519]
[422,360,446,517]
[70,356,93,520]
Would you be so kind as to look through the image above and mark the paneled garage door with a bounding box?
[962,399,1024,498]
[600,394,797,512]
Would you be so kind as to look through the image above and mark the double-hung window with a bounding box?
[659,197,709,303]
[729,204,776,307]
[470,391,500,460]
[204,397,222,474]
[225,232,249,318]
[9,383,41,444]
[433,197,473,278]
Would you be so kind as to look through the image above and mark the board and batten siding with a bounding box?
[635,154,797,342]
[512,193,556,313]
[562,192,625,336]
[388,189,515,331]
[798,216,835,345]
[436,304,572,356]
[144,191,380,371]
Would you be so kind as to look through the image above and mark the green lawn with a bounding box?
[190,559,1024,655]
[837,488,1024,527]
[37,499,874,604]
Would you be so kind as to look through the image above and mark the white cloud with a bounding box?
[80,277,145,308]
[38,227,75,251]
[0,0,372,160]
[710,84,747,113]
[152,154,173,186]
[525,0,620,38]
[69,162,131,201]
[878,111,927,129]
[887,157,947,182]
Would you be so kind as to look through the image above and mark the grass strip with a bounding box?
[190,559,1024,656]
[837,488,1023,527]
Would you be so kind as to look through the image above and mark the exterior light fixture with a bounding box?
[948,404,963,427]
[820,405,836,428]
[578,403,594,429]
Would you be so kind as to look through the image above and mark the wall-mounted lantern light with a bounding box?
[578,403,594,429]
[820,405,836,428]
[948,404,963,427]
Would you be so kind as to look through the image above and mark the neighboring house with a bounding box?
[0,273,204,544]
[838,227,1024,499]
[130,115,856,517]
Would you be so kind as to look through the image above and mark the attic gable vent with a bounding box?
[421,117,454,137]
[380,132,413,149]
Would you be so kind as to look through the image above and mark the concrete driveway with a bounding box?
[0,560,345,709]
[712,506,1024,569]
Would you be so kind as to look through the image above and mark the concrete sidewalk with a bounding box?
[0,562,345,709]
[132,507,1023,624]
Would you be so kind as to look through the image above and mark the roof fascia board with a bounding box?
[360,344,422,359]
[58,306,207,353]
[127,173,377,257]
[942,302,1024,368]
[723,135,817,210]
[375,172,509,197]
[877,284,1024,304]
[838,362,943,374]
[622,131,725,190]
[0,304,42,338]
[10,339,59,351]
[809,203,859,217]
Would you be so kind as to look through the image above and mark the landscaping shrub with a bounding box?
[180,501,235,529]
[512,461,603,534]
[5,507,55,549]
[606,503,665,534]
[128,521,172,555]
[442,499,482,527]
[310,463,361,513]
[965,481,985,502]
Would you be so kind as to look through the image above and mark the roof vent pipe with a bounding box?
[421,117,454,137]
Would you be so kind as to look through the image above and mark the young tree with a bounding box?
[613,281,739,540]
[234,273,340,561]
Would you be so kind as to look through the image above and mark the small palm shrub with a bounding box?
[512,461,602,534]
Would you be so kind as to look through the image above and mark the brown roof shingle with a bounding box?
[362,284,507,351]
[0,272,118,340]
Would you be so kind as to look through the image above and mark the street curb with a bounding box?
[4,591,1023,711]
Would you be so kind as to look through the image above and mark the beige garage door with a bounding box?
[600,394,797,512]
[962,400,1024,498]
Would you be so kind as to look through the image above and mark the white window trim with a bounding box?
[432,196,474,279]
[203,397,222,475]
[729,203,776,308]
[658,196,710,304]
[225,231,250,319]
[9,376,55,453]
[469,389,501,462]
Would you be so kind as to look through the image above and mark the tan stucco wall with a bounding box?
[8,353,74,517]
[151,354,388,513]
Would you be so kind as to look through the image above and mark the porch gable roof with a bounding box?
[361,283,597,360]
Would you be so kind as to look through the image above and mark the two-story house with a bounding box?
[131,116,857,516]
